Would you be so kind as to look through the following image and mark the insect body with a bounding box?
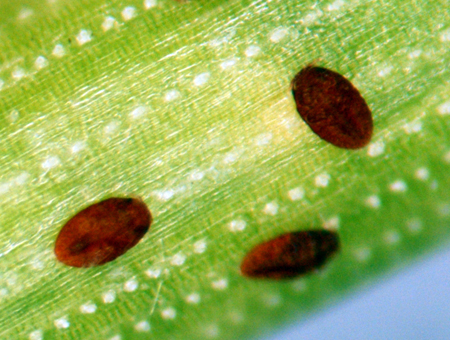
[292,66,373,149]
[240,230,339,279]
[54,197,152,268]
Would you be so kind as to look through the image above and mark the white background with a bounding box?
[264,246,450,340]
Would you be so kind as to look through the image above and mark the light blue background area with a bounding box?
[264,246,450,340]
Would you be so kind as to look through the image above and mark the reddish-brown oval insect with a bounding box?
[54,197,152,268]
[240,230,339,279]
[292,66,373,149]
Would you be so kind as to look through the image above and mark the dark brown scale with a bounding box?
[54,197,152,268]
[292,66,373,149]
[240,230,339,279]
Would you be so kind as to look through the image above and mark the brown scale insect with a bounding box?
[240,230,339,279]
[292,66,373,149]
[54,197,152,268]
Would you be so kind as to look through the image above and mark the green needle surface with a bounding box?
[0,0,449,339]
